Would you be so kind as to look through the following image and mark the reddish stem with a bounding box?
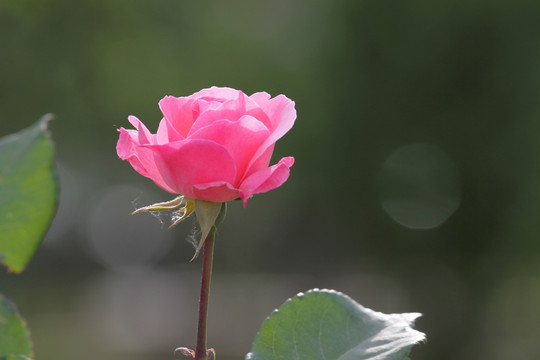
[194,234,215,360]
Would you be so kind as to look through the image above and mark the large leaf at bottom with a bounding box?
[246,289,425,360]
[0,294,33,359]
[0,115,58,273]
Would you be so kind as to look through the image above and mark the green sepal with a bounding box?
[191,201,226,261]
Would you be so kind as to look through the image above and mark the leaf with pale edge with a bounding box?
[246,289,425,360]
[0,294,33,359]
[0,115,58,273]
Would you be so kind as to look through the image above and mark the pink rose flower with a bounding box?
[117,86,295,205]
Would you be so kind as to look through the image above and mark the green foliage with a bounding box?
[0,116,57,359]
[247,289,425,360]
[0,294,33,360]
[0,115,58,273]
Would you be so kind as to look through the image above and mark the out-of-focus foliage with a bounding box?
[0,116,57,274]
[0,295,33,359]
[1,1,540,360]
[0,117,57,360]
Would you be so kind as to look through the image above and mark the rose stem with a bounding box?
[194,233,215,360]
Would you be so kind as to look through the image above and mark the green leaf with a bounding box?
[0,355,33,360]
[0,115,58,273]
[247,289,425,360]
[0,294,33,359]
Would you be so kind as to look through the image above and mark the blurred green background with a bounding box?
[2,1,540,359]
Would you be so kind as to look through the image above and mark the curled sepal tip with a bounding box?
[191,201,227,261]
[131,195,186,215]
[131,195,196,229]
[169,199,195,229]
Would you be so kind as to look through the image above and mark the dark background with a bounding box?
[2,1,540,359]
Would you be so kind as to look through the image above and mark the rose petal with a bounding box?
[191,86,240,101]
[147,139,237,199]
[189,115,270,184]
[244,95,296,175]
[262,94,297,131]
[250,91,271,104]
[194,99,224,114]
[239,156,294,206]
[192,181,239,202]
[128,115,154,145]
[240,144,274,181]
[159,96,196,137]
[244,95,272,130]
[116,127,175,193]
[188,90,248,135]
[157,117,184,144]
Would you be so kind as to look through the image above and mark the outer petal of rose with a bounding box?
[159,96,196,137]
[244,95,272,130]
[146,139,237,199]
[192,181,240,203]
[250,93,295,131]
[250,91,271,104]
[116,127,176,193]
[238,156,295,206]
[244,96,296,175]
[157,117,184,144]
[240,143,274,182]
[189,116,270,185]
[128,115,154,145]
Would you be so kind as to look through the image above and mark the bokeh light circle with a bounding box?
[85,184,174,270]
[379,143,461,229]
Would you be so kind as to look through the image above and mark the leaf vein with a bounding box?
[318,304,330,360]
[272,319,281,360]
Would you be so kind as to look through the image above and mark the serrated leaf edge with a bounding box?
[246,288,425,360]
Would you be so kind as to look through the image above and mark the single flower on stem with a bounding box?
[116,86,296,360]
